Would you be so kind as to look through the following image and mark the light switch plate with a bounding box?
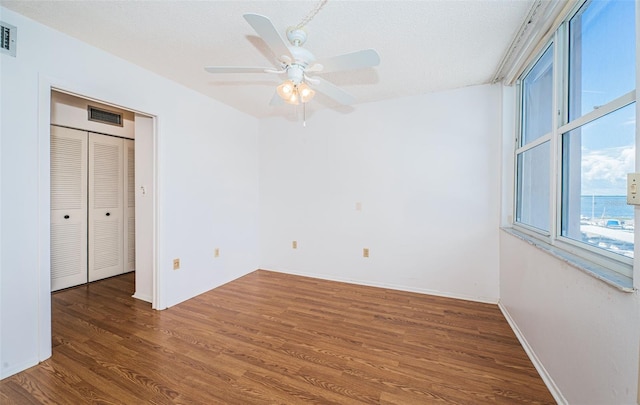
[627,173,640,205]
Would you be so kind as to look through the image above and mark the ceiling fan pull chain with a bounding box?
[303,102,307,127]
[296,0,328,29]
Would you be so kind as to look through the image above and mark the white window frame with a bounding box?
[513,41,557,237]
[514,42,556,240]
[512,0,637,281]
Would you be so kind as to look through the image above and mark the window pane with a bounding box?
[561,103,635,258]
[522,45,554,145]
[516,142,550,231]
[568,0,636,121]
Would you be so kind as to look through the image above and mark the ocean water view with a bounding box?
[581,195,633,219]
[578,195,634,259]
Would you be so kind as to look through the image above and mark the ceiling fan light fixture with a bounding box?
[286,92,299,105]
[277,80,295,98]
[298,82,315,103]
[277,80,315,105]
[277,80,299,105]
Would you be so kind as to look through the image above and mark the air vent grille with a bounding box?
[1,21,17,57]
[88,106,123,127]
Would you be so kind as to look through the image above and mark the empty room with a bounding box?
[1,0,639,404]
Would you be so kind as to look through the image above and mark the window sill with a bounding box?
[501,227,635,292]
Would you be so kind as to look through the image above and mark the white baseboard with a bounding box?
[132,292,152,303]
[498,302,567,405]
[262,268,499,304]
[0,358,38,380]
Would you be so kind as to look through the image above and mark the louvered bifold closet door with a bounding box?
[124,139,135,273]
[51,126,88,291]
[88,133,124,282]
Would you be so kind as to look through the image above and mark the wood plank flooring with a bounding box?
[0,270,555,404]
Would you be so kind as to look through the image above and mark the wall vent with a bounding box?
[1,21,17,57]
[88,106,123,127]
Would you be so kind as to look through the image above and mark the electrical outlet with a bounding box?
[173,258,180,270]
[363,248,369,258]
[214,248,220,258]
[292,240,298,249]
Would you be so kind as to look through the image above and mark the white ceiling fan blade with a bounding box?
[243,13,293,61]
[311,77,356,105]
[204,66,273,74]
[314,49,380,73]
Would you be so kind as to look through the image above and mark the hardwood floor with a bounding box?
[1,270,555,404]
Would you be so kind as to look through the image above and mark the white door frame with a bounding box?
[37,74,162,363]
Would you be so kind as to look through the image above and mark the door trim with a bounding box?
[37,73,162,364]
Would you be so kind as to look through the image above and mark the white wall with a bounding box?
[259,84,502,303]
[0,7,260,379]
[500,233,640,404]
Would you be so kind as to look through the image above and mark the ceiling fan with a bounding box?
[204,13,380,107]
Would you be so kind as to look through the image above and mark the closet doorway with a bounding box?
[50,91,135,291]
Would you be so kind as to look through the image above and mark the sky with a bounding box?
[578,0,636,196]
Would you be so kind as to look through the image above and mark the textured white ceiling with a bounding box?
[2,0,535,118]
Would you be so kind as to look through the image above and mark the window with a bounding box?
[567,0,636,121]
[515,0,636,279]
[561,104,635,262]
[516,45,554,232]
[522,45,554,145]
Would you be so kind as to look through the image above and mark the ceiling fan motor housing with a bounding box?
[286,46,316,83]
[287,64,306,84]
